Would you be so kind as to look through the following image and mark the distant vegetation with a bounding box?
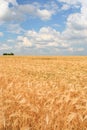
[3,52,14,55]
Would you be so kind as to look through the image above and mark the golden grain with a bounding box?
[0,56,87,130]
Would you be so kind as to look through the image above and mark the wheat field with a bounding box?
[0,56,87,130]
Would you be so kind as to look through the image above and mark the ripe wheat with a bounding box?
[0,56,87,130]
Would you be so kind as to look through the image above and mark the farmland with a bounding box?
[0,56,87,130]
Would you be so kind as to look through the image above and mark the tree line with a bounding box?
[3,52,14,55]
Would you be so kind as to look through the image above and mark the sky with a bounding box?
[0,0,87,55]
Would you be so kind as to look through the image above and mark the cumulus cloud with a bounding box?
[17,36,33,47]
[0,0,87,55]
[17,3,55,21]
[58,0,87,50]
[67,10,87,30]
[0,0,56,23]
[16,22,86,54]
[1,24,86,54]
[0,0,10,20]
[36,9,52,20]
[16,27,70,50]
[0,0,21,24]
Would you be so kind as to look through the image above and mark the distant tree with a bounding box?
[9,52,14,55]
[3,52,14,55]
[3,53,7,55]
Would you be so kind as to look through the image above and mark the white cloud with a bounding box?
[0,0,10,20]
[7,24,25,34]
[17,27,69,50]
[0,32,3,37]
[16,23,86,53]
[0,0,87,55]
[3,23,86,54]
[58,0,82,11]
[15,23,87,54]
[68,47,74,52]
[59,0,87,49]
[61,4,70,10]
[0,44,12,50]
[58,0,81,5]
[6,0,17,5]
[22,37,32,47]
[68,47,84,52]
[67,12,87,30]
[77,48,84,51]
[0,0,56,23]
[18,4,54,21]
[36,9,52,20]
[58,0,87,10]
[28,27,61,45]
[17,36,33,47]
[0,0,19,23]
[7,39,14,42]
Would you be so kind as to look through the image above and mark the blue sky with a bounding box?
[0,0,87,55]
